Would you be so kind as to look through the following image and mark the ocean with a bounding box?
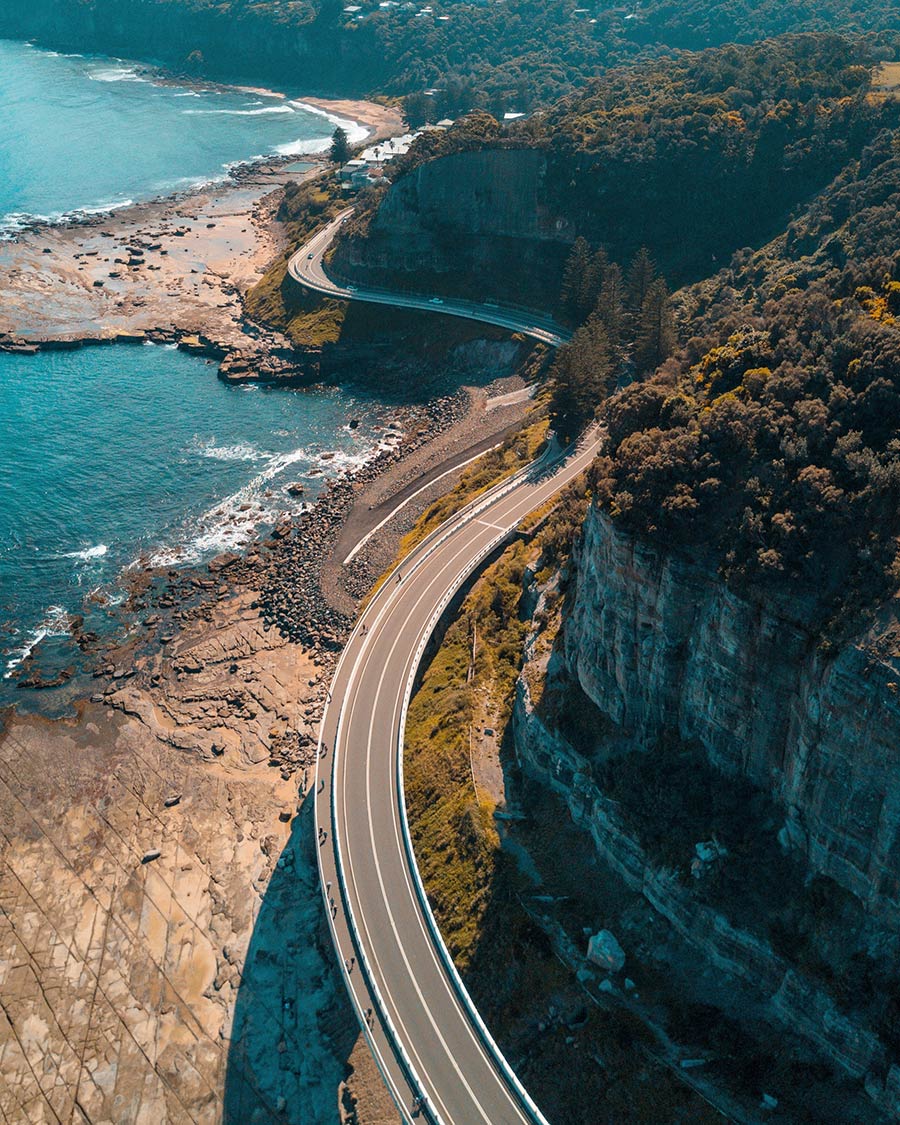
[0,344,388,701]
[0,40,384,704]
[0,38,365,234]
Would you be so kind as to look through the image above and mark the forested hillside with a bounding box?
[333,31,900,637]
[590,126,900,633]
[511,36,900,632]
[3,0,900,112]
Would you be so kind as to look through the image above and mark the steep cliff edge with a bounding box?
[513,503,900,1117]
[565,505,900,926]
[331,148,573,307]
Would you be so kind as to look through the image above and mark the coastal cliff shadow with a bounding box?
[453,711,717,1124]
[285,296,545,405]
[223,796,358,1125]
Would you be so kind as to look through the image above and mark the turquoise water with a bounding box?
[0,38,365,233]
[0,345,382,683]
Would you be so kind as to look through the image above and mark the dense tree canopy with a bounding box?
[593,268,900,630]
[4,0,900,115]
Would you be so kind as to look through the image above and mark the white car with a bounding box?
[429,297,443,304]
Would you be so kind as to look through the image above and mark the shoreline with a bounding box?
[0,50,535,1116]
[0,107,401,357]
[5,367,533,704]
[0,40,402,245]
[0,376,535,1117]
[0,91,398,246]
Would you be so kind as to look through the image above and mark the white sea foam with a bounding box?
[191,439,265,462]
[274,137,332,157]
[288,101,369,144]
[182,105,296,117]
[0,197,135,238]
[65,544,109,561]
[148,440,377,567]
[88,65,150,84]
[5,606,72,677]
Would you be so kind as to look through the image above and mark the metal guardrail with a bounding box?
[388,432,600,1125]
[302,188,595,1124]
[313,430,598,1124]
[312,440,578,1123]
[288,212,573,347]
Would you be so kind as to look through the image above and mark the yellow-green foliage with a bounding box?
[854,276,900,324]
[365,416,549,608]
[872,61,900,98]
[404,541,533,968]
[244,173,348,345]
[399,419,549,554]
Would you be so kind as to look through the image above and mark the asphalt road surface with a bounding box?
[287,209,572,348]
[315,429,603,1124]
[296,205,591,1122]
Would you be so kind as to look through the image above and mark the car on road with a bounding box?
[307,252,314,259]
[429,297,443,304]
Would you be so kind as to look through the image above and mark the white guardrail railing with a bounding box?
[289,211,573,346]
[314,431,597,1123]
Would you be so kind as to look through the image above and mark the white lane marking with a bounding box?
[314,658,426,1122]
[330,437,602,1121]
[338,453,598,1115]
[336,443,601,1108]
[475,518,512,533]
[288,213,570,348]
[342,442,503,566]
[340,528,504,1122]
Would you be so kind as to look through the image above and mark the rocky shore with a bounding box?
[0,94,403,361]
[0,82,541,1119]
[1,356,535,1122]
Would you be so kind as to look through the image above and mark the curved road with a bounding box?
[288,209,572,348]
[301,210,595,1122]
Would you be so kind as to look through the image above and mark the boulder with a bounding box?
[587,929,625,973]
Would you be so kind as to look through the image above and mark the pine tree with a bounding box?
[626,246,657,312]
[561,237,591,318]
[578,248,608,319]
[549,315,615,440]
[330,126,351,165]
[595,261,625,346]
[634,278,675,375]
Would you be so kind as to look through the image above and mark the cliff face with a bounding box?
[0,1,368,94]
[332,149,574,306]
[557,504,900,926]
[513,503,900,1114]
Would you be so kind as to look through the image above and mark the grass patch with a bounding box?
[363,416,550,609]
[245,173,349,346]
[404,509,721,1123]
[404,539,534,968]
[404,475,589,966]
[402,418,549,551]
[873,61,900,94]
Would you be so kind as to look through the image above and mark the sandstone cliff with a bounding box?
[513,501,900,1118]
[332,149,574,307]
